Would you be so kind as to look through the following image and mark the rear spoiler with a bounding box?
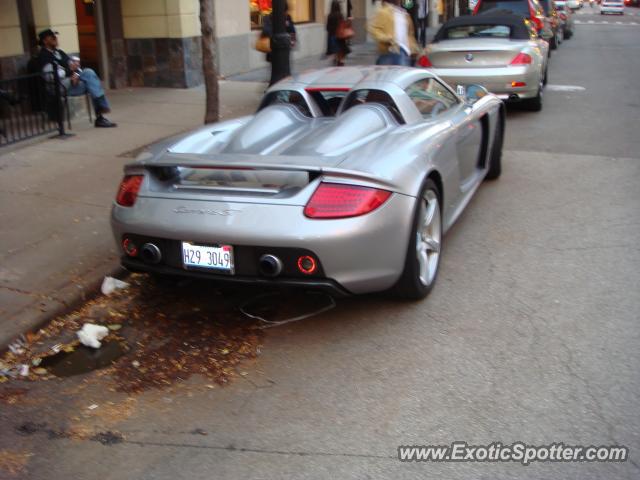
[125,152,399,191]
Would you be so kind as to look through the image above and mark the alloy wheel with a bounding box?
[416,190,442,286]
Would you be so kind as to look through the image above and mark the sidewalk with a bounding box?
[0,82,265,348]
[228,33,439,83]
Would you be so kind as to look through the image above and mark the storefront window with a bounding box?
[250,0,315,29]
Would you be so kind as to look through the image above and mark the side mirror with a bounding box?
[457,84,490,104]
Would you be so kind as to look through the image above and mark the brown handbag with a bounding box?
[255,35,271,53]
[336,20,355,40]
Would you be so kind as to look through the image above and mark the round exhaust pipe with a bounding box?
[140,243,162,264]
[258,254,283,277]
[509,94,520,102]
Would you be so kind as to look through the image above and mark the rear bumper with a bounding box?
[121,257,352,297]
[600,6,624,12]
[111,193,416,295]
[431,66,541,100]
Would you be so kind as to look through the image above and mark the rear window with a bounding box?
[478,0,531,15]
[306,89,349,116]
[342,89,404,124]
[258,90,313,117]
[441,24,512,39]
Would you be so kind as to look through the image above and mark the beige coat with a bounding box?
[367,3,419,56]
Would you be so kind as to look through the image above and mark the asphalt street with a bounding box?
[1,8,639,480]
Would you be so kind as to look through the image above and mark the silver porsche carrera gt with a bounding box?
[111,67,505,299]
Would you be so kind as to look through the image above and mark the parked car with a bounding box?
[539,0,563,48]
[555,1,575,39]
[601,0,625,13]
[565,0,581,9]
[473,0,554,44]
[420,14,549,110]
[111,67,505,300]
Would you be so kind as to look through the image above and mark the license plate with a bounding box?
[181,242,234,273]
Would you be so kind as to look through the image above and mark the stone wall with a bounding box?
[125,36,202,88]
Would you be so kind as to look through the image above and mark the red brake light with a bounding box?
[297,255,317,275]
[304,183,391,219]
[510,52,533,65]
[559,12,567,19]
[116,175,143,207]
[417,55,432,68]
[531,16,544,31]
[473,0,481,14]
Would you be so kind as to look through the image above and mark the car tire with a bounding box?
[543,67,548,86]
[550,32,559,50]
[565,29,573,39]
[485,117,503,181]
[522,87,543,112]
[392,179,442,300]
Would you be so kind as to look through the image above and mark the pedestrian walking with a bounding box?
[260,5,297,64]
[416,0,429,47]
[368,0,418,66]
[326,0,353,66]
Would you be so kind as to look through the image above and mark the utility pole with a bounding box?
[269,0,291,86]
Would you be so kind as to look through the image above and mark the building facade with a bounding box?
[0,0,378,89]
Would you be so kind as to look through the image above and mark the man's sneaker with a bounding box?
[95,116,117,128]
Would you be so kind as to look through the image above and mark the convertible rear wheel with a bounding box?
[522,77,544,112]
[393,180,442,300]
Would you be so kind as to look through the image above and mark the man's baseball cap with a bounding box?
[38,29,59,44]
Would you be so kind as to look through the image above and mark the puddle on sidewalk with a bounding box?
[39,342,128,377]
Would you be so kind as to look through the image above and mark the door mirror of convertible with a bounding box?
[460,84,490,105]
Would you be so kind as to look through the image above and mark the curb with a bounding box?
[1,263,128,353]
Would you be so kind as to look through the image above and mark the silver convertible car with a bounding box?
[111,67,505,299]
[420,14,549,111]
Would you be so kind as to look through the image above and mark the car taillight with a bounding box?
[559,12,567,19]
[510,52,533,65]
[116,175,143,207]
[304,183,391,219]
[417,55,433,67]
[531,16,544,31]
[473,0,481,14]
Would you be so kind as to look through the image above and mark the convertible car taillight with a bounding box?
[116,175,143,207]
[417,55,433,67]
[304,183,391,219]
[531,15,544,32]
[510,52,533,65]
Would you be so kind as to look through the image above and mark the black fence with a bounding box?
[0,70,70,147]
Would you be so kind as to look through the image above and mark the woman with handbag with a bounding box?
[257,5,297,63]
[326,0,352,66]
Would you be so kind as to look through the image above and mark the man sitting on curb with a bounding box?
[36,29,116,128]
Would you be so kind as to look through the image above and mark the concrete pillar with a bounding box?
[31,0,79,53]
[0,0,24,57]
[429,0,439,27]
[120,0,203,87]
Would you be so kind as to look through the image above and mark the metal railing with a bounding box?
[0,67,70,147]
